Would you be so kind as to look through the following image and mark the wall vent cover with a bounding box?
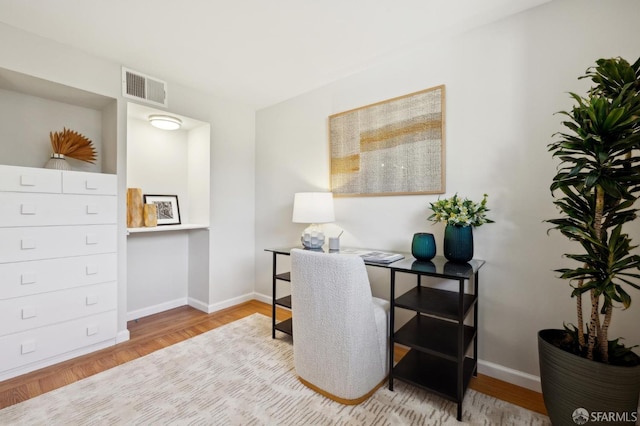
[122,67,168,107]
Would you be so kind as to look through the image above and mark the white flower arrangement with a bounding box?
[428,193,494,227]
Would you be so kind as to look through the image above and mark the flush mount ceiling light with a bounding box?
[148,114,182,130]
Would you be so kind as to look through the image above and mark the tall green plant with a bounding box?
[547,57,640,364]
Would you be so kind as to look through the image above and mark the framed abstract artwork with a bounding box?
[143,194,181,225]
[329,85,446,196]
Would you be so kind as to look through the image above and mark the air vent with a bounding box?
[121,67,168,107]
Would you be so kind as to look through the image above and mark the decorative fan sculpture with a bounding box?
[49,128,97,163]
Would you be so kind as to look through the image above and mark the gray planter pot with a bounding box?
[538,329,640,426]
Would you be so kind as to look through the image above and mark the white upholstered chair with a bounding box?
[290,248,389,404]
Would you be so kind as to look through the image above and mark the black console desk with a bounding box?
[264,247,485,421]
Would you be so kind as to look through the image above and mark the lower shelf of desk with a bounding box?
[392,349,476,403]
[274,294,292,336]
[274,318,292,336]
[394,315,476,362]
[275,295,291,309]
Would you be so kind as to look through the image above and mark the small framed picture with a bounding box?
[143,194,181,226]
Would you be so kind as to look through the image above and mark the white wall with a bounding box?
[127,118,190,213]
[0,22,257,336]
[254,0,640,390]
[0,87,105,173]
[126,117,190,317]
[127,232,189,316]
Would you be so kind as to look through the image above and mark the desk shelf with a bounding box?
[394,314,476,362]
[274,317,293,335]
[394,286,476,322]
[389,257,484,421]
[275,272,290,282]
[266,252,293,338]
[127,224,209,234]
[393,350,476,403]
[276,295,291,309]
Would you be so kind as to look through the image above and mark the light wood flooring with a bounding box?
[0,300,547,416]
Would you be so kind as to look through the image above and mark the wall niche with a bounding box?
[125,102,211,320]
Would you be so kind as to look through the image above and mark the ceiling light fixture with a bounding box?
[148,114,182,130]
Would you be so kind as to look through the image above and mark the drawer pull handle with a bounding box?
[22,306,37,319]
[86,295,98,305]
[21,272,37,285]
[20,175,36,187]
[86,264,99,275]
[86,324,99,336]
[86,204,99,214]
[21,238,36,250]
[21,204,37,215]
[85,180,98,190]
[86,234,98,245]
[21,340,36,354]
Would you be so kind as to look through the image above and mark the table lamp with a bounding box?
[292,192,335,249]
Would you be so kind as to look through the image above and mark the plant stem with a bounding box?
[601,304,612,362]
[576,279,585,348]
[588,186,606,362]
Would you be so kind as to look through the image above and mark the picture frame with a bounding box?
[329,85,446,197]
[143,194,181,225]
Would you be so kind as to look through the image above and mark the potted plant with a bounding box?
[541,56,640,425]
[428,193,493,262]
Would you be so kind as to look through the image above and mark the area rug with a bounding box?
[0,314,550,425]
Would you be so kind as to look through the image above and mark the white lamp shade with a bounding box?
[292,192,335,224]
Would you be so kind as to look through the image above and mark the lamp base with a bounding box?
[301,224,325,249]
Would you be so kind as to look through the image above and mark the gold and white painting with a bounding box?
[329,85,445,196]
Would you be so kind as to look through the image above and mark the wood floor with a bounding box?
[0,300,547,416]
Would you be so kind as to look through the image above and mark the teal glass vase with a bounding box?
[411,232,436,261]
[443,224,473,263]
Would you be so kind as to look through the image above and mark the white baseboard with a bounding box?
[190,292,258,314]
[187,297,209,313]
[127,297,188,321]
[127,293,263,320]
[477,360,541,392]
[116,329,130,344]
[253,292,272,305]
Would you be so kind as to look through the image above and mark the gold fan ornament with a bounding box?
[49,128,97,163]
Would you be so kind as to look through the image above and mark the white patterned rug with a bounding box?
[0,314,550,425]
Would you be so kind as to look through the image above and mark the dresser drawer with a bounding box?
[0,282,117,336]
[0,225,117,263]
[62,171,117,195]
[0,310,117,374]
[0,165,62,193]
[0,193,116,227]
[0,253,117,299]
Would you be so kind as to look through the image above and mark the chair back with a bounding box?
[290,249,387,400]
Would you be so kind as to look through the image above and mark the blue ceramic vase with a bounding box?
[443,224,473,263]
[411,232,436,261]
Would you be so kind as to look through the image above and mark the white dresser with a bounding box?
[0,165,118,381]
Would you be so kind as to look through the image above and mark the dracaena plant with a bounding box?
[547,57,640,365]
